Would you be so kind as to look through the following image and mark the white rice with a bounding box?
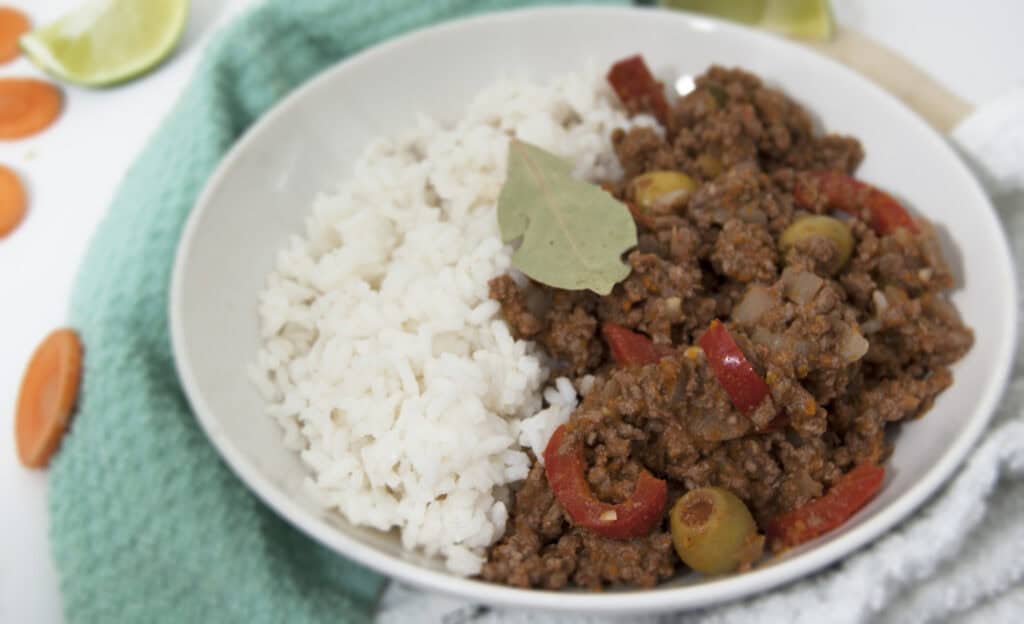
[251,69,650,575]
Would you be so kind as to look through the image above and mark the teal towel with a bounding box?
[48,1,624,622]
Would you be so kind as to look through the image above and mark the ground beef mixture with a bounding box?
[481,65,973,590]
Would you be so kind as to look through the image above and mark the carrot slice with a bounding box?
[0,164,26,237]
[0,78,62,139]
[15,328,83,468]
[0,7,29,63]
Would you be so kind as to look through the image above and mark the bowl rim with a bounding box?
[170,4,1018,614]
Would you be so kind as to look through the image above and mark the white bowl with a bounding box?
[169,6,1017,615]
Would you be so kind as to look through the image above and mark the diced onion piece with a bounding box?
[840,326,869,362]
[782,269,823,305]
[750,326,780,348]
[872,290,889,313]
[860,319,882,334]
[732,285,775,324]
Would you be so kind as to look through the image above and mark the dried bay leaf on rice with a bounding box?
[497,139,637,295]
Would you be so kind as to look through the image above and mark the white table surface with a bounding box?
[1,1,1021,622]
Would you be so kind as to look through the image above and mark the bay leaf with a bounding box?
[497,139,637,295]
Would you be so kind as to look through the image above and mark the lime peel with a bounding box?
[661,0,833,41]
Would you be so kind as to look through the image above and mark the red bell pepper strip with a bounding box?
[607,54,671,126]
[698,320,770,415]
[766,463,885,548]
[544,424,668,540]
[794,170,918,235]
[602,323,662,366]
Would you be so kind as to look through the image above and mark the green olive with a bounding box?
[630,171,698,214]
[779,215,854,274]
[670,487,764,575]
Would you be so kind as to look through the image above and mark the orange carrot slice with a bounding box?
[0,163,25,237]
[0,7,29,64]
[0,78,62,139]
[15,328,83,468]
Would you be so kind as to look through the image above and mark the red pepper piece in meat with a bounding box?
[766,463,885,549]
[602,322,663,366]
[544,424,668,540]
[760,412,790,433]
[607,54,671,126]
[794,170,918,235]
[698,320,770,415]
[866,190,918,234]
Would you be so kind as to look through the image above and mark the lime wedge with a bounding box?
[19,0,190,87]
[660,0,834,41]
[759,0,833,40]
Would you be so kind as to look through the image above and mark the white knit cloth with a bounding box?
[377,89,1024,624]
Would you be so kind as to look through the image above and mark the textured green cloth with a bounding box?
[47,1,623,622]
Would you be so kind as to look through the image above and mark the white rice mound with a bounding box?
[251,69,649,575]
